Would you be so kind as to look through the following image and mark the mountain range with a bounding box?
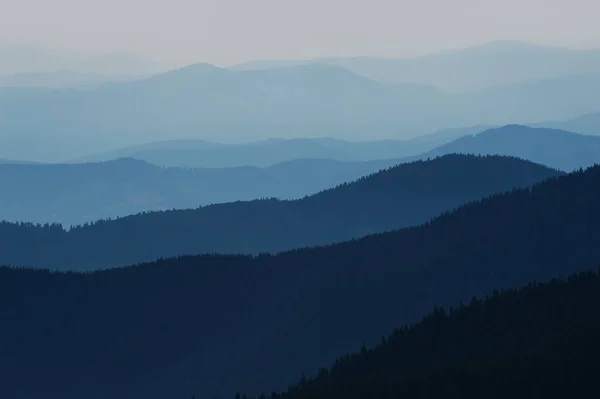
[5,125,600,226]
[0,155,560,270]
[3,39,600,399]
[78,125,600,171]
[73,125,488,167]
[0,156,400,226]
[541,110,600,136]
[3,59,600,161]
[1,160,598,399]
[421,125,600,171]
[231,41,600,92]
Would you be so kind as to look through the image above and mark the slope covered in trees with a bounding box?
[1,162,599,399]
[252,269,600,399]
[0,155,561,270]
[0,156,400,226]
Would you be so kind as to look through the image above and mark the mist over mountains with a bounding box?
[422,125,600,172]
[2,125,599,227]
[2,41,600,161]
[231,41,600,92]
[541,110,600,136]
[3,38,600,399]
[73,125,486,167]
[0,44,163,76]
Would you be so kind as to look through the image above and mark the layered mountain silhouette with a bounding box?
[249,269,600,399]
[75,126,487,168]
[231,41,600,92]
[0,155,560,270]
[1,161,598,399]
[422,125,600,171]
[0,156,400,226]
[0,63,441,161]
[3,61,600,161]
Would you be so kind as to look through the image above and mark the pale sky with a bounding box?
[2,0,600,66]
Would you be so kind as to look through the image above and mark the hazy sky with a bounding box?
[2,0,600,66]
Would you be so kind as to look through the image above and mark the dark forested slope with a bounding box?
[1,162,599,399]
[0,155,561,270]
[255,269,600,399]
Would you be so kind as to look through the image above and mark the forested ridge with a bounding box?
[0,161,598,399]
[0,154,560,271]
[245,268,600,399]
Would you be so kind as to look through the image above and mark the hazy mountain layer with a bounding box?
[75,126,488,167]
[540,110,600,136]
[422,125,600,171]
[2,62,600,161]
[231,41,600,92]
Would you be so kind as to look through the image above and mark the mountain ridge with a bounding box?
[422,124,600,171]
[4,61,600,161]
[0,154,561,270]
[1,161,598,399]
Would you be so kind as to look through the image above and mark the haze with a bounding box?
[2,0,600,67]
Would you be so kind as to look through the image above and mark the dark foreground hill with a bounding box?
[1,162,599,399]
[253,269,600,399]
[0,156,400,226]
[425,125,600,171]
[0,155,561,270]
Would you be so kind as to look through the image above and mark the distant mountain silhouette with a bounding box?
[0,155,560,270]
[75,127,487,168]
[0,63,446,161]
[540,110,600,136]
[3,61,600,162]
[247,269,600,399]
[423,125,600,171]
[0,161,598,399]
[231,41,600,92]
[0,156,401,226]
